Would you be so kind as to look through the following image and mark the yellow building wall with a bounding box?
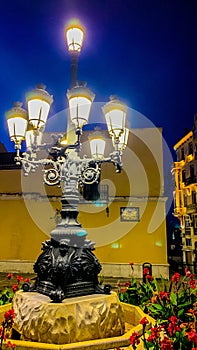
[0,196,167,265]
[78,201,167,264]
[0,199,48,260]
[0,127,168,275]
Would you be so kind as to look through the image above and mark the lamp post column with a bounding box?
[70,52,79,88]
[65,20,85,88]
[49,150,87,246]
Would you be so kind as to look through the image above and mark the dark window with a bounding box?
[186,238,192,246]
[184,194,187,206]
[192,191,197,205]
[193,215,197,235]
[190,164,195,178]
[181,148,184,160]
[188,142,193,155]
[182,170,186,183]
[185,217,191,235]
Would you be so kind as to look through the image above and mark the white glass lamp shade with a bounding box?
[102,96,127,140]
[65,20,85,52]
[5,102,28,145]
[90,137,106,159]
[25,129,43,149]
[113,127,129,150]
[67,86,95,128]
[26,84,53,130]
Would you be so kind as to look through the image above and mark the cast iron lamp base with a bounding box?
[23,236,111,302]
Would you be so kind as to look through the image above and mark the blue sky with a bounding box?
[1,0,197,156]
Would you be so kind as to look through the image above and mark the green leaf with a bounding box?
[170,292,177,305]
[119,292,124,302]
[177,302,191,310]
[144,342,155,349]
[153,278,160,293]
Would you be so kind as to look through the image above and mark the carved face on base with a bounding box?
[59,239,69,256]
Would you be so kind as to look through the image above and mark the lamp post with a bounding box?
[5,20,128,302]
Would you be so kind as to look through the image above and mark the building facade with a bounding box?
[173,115,197,267]
[0,127,168,278]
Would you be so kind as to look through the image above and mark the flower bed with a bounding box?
[118,262,197,349]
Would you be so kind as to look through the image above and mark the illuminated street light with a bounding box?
[65,19,85,52]
[6,20,128,302]
[102,96,127,141]
[89,136,106,160]
[25,84,53,130]
[67,85,95,129]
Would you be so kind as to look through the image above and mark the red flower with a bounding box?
[189,279,196,289]
[160,336,173,350]
[17,275,23,283]
[185,266,194,278]
[11,284,18,292]
[146,274,153,282]
[188,329,197,344]
[171,272,180,283]
[7,273,13,280]
[147,325,162,341]
[169,315,178,324]
[140,317,149,325]
[6,341,16,349]
[159,291,168,300]
[125,281,131,287]
[143,267,149,275]
[167,316,180,336]
[129,331,140,345]
[186,269,192,278]
[24,278,30,283]
[4,309,15,322]
[147,334,155,342]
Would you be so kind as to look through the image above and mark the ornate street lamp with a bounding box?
[5,21,128,302]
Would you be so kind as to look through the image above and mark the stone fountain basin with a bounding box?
[0,297,154,350]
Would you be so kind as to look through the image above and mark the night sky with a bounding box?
[1,0,197,159]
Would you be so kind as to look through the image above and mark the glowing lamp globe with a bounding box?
[67,86,95,129]
[26,84,53,130]
[89,137,106,160]
[65,20,85,53]
[102,96,127,140]
[5,102,28,146]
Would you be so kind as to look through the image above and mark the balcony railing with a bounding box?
[187,204,197,212]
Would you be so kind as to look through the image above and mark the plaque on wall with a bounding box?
[120,207,140,222]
